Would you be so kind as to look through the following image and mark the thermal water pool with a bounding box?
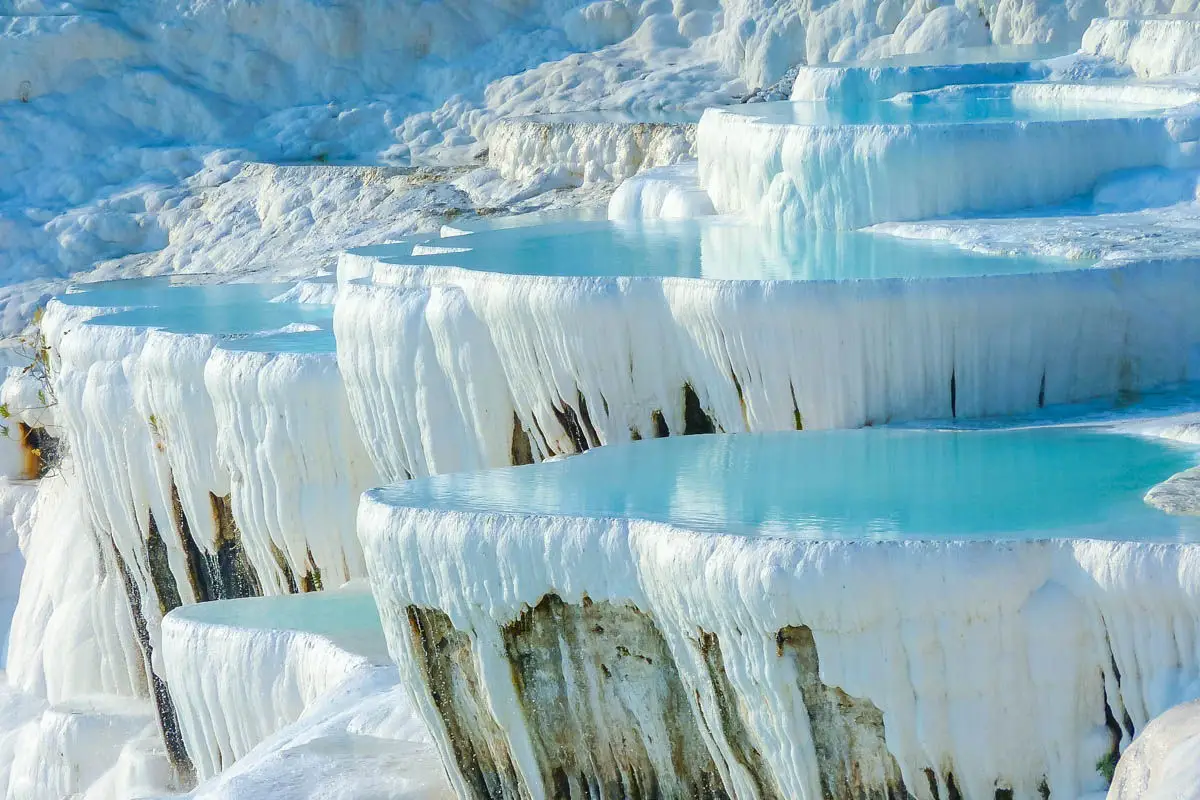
[375,427,1200,541]
[359,426,1200,800]
[376,216,1085,281]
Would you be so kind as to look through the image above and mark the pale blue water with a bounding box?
[168,590,388,660]
[381,429,1200,541]
[519,110,702,125]
[836,43,1068,68]
[729,92,1165,126]
[59,278,289,309]
[91,302,331,336]
[384,218,1083,280]
[217,328,336,354]
[903,382,1200,431]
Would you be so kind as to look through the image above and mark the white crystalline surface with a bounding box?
[790,43,1063,102]
[360,426,1200,800]
[1,0,1184,335]
[700,82,1200,230]
[1109,698,1200,800]
[378,428,1200,540]
[1083,16,1200,78]
[12,1,1200,798]
[160,586,450,799]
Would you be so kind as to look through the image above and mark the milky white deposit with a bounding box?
[11,0,1200,797]
[358,462,1200,800]
[700,83,1200,230]
[1083,16,1200,78]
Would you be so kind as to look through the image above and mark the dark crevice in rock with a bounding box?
[731,369,749,429]
[552,397,592,454]
[949,370,958,419]
[404,605,525,800]
[269,540,300,595]
[173,482,217,603]
[790,382,803,431]
[696,631,783,800]
[682,383,716,436]
[924,768,940,800]
[1100,671,1123,786]
[301,548,323,593]
[576,391,601,449]
[172,482,263,602]
[995,787,1014,800]
[777,625,908,800]
[146,510,183,616]
[17,422,59,479]
[651,410,670,438]
[109,533,196,789]
[1104,629,1136,739]
[209,493,263,599]
[946,772,963,800]
[1037,371,1046,409]
[509,412,534,466]
[503,594,729,800]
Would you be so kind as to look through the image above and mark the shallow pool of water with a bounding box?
[168,589,387,660]
[217,328,336,354]
[833,43,1069,69]
[91,301,331,336]
[386,218,1084,280]
[381,428,1200,541]
[726,91,1165,126]
[59,277,290,310]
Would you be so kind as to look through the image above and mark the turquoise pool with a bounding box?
[382,218,1085,280]
[380,428,1200,541]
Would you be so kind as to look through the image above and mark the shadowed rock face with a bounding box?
[108,533,195,788]
[502,594,728,800]
[397,594,943,800]
[696,631,784,800]
[404,606,526,800]
[777,626,909,800]
[16,423,59,479]
[171,487,263,604]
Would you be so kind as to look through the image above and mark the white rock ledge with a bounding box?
[486,113,697,184]
[359,429,1200,800]
[1083,16,1200,79]
[790,44,1059,103]
[161,587,390,781]
[699,83,1200,230]
[335,253,1200,479]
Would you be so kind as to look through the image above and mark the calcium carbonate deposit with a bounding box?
[10,2,1200,799]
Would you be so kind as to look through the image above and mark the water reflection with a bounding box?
[385,429,1200,541]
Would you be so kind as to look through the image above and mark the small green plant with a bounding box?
[1097,751,1119,784]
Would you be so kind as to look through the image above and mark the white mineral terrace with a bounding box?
[16,194,1200,798]
[359,426,1200,800]
[1083,16,1200,79]
[789,43,1063,103]
[12,20,1200,797]
[161,586,391,780]
[337,217,1200,480]
[699,82,1200,230]
[485,111,699,184]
